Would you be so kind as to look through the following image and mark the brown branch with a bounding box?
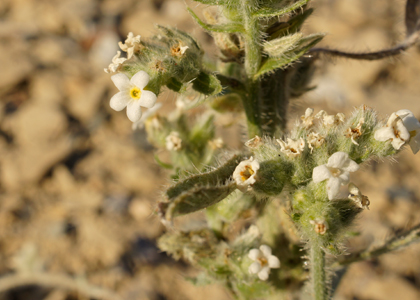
[309,32,419,61]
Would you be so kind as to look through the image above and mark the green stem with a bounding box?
[241,0,262,138]
[311,242,327,300]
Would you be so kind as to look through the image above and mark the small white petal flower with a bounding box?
[104,51,127,73]
[374,112,410,150]
[119,32,142,59]
[233,157,260,190]
[309,219,328,235]
[396,109,420,154]
[165,131,182,151]
[348,183,370,210]
[312,152,360,200]
[301,108,315,129]
[315,110,345,127]
[110,71,157,122]
[344,118,364,146]
[248,245,280,281]
[307,132,325,153]
[277,138,305,158]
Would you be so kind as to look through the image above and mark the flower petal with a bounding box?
[409,136,420,154]
[374,127,395,142]
[337,171,350,185]
[313,165,331,183]
[258,267,270,281]
[391,137,405,150]
[395,120,410,141]
[327,152,348,169]
[259,245,272,257]
[268,255,280,269]
[249,262,262,274]
[140,90,157,108]
[110,92,130,111]
[248,249,260,260]
[126,100,142,122]
[111,73,131,91]
[130,71,150,89]
[327,177,341,200]
[397,109,420,132]
[342,159,360,173]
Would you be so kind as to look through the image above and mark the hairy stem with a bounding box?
[332,223,420,268]
[241,0,262,137]
[311,242,327,300]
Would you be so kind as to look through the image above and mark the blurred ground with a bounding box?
[0,0,420,299]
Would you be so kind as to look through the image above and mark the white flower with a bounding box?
[348,183,370,210]
[307,132,325,153]
[233,157,260,190]
[248,245,280,281]
[277,138,305,158]
[309,219,328,235]
[110,71,157,122]
[312,152,360,200]
[118,32,142,59]
[301,108,315,129]
[315,110,345,127]
[396,109,420,154]
[132,102,162,130]
[165,131,182,151]
[374,112,410,150]
[104,51,127,73]
[344,118,364,146]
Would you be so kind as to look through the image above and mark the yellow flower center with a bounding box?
[329,167,342,177]
[130,87,142,99]
[258,257,268,266]
[240,165,255,182]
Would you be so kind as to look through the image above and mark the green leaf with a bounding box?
[166,154,245,199]
[159,154,246,220]
[160,184,237,220]
[253,0,310,18]
[255,33,325,79]
[192,71,223,95]
[188,8,244,33]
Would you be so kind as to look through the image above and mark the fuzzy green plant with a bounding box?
[105,0,420,299]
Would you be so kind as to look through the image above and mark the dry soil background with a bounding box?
[0,0,420,299]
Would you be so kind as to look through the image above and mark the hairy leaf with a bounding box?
[192,71,223,95]
[255,33,324,79]
[188,8,245,33]
[253,0,310,18]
